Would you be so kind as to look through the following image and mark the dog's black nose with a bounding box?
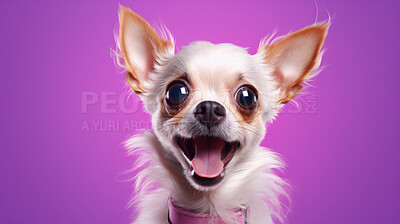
[194,101,226,129]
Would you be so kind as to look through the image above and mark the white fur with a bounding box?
[125,131,288,224]
[119,41,290,224]
[115,7,327,224]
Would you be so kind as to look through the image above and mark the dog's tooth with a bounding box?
[189,165,194,176]
[190,167,195,176]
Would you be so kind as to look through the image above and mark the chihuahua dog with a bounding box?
[116,6,328,224]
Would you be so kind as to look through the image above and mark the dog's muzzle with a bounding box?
[175,100,240,186]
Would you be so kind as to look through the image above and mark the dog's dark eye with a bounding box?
[166,82,189,106]
[235,85,257,110]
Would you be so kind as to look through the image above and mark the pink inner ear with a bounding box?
[123,18,155,80]
[275,36,320,85]
[261,23,328,102]
[273,69,285,88]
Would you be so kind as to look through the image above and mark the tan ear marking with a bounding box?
[260,23,329,104]
[118,6,174,94]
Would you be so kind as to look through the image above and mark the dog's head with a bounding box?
[118,6,328,190]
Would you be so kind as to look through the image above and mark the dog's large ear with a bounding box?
[258,23,328,104]
[119,6,174,94]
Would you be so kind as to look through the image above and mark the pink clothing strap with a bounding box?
[168,197,248,224]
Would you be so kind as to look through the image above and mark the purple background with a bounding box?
[1,0,399,223]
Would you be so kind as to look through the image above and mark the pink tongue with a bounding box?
[191,137,224,178]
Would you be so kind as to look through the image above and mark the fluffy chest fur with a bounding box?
[126,131,287,224]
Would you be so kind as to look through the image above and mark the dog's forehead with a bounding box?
[175,41,255,87]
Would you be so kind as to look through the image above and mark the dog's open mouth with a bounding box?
[176,136,240,186]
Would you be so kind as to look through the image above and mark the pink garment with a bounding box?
[168,198,248,224]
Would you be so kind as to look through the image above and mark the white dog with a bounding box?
[116,6,328,224]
